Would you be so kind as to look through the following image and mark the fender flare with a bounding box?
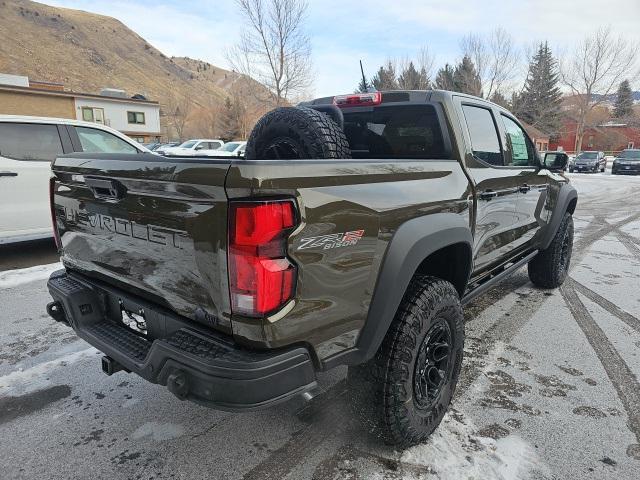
[335,213,473,366]
[538,184,578,250]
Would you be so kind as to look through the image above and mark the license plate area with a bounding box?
[120,302,148,336]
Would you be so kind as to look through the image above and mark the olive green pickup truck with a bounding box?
[47,90,576,445]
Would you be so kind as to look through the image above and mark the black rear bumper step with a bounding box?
[47,270,317,411]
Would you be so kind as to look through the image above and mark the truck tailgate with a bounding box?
[51,153,232,332]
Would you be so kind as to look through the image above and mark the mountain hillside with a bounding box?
[0,0,268,137]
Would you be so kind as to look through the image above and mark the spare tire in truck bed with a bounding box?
[245,107,351,160]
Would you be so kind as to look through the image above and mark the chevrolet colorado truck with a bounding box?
[46,90,576,446]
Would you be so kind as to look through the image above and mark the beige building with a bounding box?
[0,74,161,143]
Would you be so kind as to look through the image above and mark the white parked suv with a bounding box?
[161,139,224,156]
[0,115,150,244]
[211,141,247,157]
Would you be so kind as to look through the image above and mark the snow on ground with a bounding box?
[402,411,545,480]
[0,261,62,289]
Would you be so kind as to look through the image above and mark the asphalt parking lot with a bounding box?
[1,172,639,480]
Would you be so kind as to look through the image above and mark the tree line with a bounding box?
[166,0,639,153]
[358,27,638,151]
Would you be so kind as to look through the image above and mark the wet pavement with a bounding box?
[1,172,639,479]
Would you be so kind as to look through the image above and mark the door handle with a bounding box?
[480,190,498,201]
[519,184,531,193]
[0,171,18,177]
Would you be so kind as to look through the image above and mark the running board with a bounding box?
[461,250,538,306]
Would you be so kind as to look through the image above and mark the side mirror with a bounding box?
[195,145,204,150]
[543,152,568,171]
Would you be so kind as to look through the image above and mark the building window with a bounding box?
[588,135,594,148]
[127,111,146,124]
[132,136,145,143]
[628,142,635,149]
[81,107,105,124]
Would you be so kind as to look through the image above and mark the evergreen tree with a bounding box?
[490,90,510,109]
[356,76,371,93]
[435,64,455,90]
[453,55,482,96]
[398,62,429,90]
[614,80,634,118]
[219,96,243,141]
[371,62,398,90]
[515,42,563,134]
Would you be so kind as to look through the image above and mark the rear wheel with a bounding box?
[528,212,574,288]
[348,276,464,446]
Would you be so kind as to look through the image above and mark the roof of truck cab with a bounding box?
[307,89,504,110]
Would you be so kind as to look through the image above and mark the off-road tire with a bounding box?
[348,276,464,447]
[245,107,351,160]
[528,212,574,288]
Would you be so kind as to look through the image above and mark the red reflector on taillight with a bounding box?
[49,176,61,250]
[228,200,297,317]
[333,91,382,108]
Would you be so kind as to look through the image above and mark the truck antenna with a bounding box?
[359,60,369,92]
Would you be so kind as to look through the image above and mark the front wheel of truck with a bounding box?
[348,276,464,447]
[528,212,574,288]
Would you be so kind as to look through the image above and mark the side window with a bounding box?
[75,127,138,154]
[461,105,503,166]
[210,142,222,150]
[500,115,537,167]
[0,123,63,161]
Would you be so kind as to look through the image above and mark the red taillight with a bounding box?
[333,92,382,108]
[228,200,297,317]
[49,176,61,250]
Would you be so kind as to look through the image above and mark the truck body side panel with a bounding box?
[225,158,471,360]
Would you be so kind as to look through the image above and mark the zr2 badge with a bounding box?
[298,230,365,251]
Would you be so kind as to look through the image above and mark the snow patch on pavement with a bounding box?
[0,347,96,395]
[132,421,186,442]
[0,262,62,289]
[401,411,545,480]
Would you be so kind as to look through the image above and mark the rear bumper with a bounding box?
[47,270,317,411]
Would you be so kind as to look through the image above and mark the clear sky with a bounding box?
[45,0,640,97]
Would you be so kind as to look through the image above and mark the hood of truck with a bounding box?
[51,152,233,333]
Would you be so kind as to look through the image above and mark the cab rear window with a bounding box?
[343,105,448,159]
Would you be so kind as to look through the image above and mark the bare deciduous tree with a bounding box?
[164,95,193,141]
[228,0,312,106]
[461,27,519,99]
[560,26,639,152]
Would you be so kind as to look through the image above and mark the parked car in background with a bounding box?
[154,142,181,155]
[209,141,247,157]
[161,139,224,156]
[143,142,163,151]
[0,115,150,244]
[612,149,640,175]
[573,151,606,173]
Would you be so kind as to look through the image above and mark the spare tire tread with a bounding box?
[245,107,351,160]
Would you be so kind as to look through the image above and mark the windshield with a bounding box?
[619,149,640,159]
[178,140,197,148]
[220,142,241,152]
[576,152,598,159]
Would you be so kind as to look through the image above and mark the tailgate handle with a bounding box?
[85,177,126,200]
